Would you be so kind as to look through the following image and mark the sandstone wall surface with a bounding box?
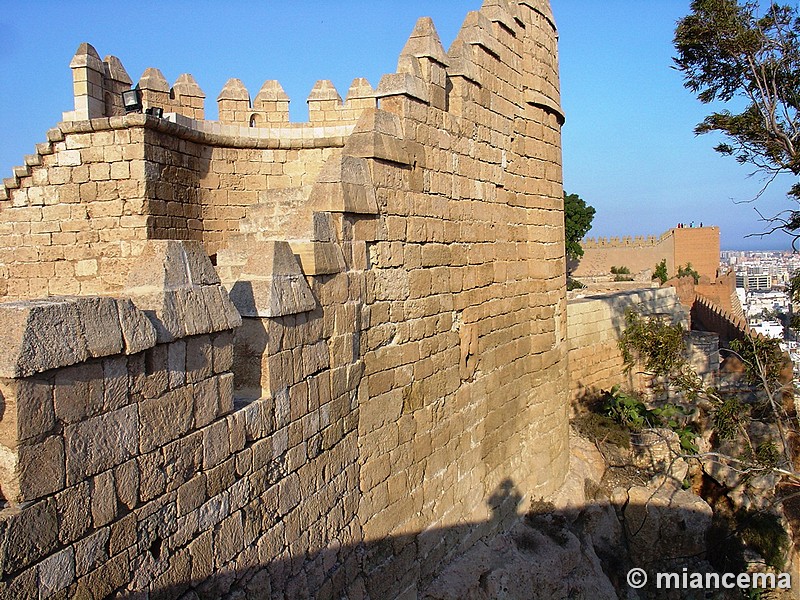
[0,1,569,598]
[567,288,688,408]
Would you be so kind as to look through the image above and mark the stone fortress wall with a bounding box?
[0,1,569,598]
[566,288,688,406]
[573,226,721,281]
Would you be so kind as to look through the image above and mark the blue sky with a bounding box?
[0,1,796,250]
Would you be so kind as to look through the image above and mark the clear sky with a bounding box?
[0,1,796,250]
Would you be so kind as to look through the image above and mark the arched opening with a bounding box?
[249,113,261,128]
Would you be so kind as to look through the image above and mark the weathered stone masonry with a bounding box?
[0,1,568,597]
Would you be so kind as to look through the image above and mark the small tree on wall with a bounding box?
[653,259,669,284]
[677,262,701,284]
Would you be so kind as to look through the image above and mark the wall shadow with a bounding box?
[107,477,751,600]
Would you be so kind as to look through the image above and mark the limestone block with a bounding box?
[518,0,556,29]
[186,334,213,384]
[126,241,240,342]
[524,89,565,126]
[114,459,139,510]
[344,109,410,165]
[254,80,289,107]
[90,469,117,527]
[308,155,379,215]
[127,240,220,290]
[192,376,219,428]
[375,72,429,104]
[218,78,250,102]
[176,287,214,337]
[345,77,376,108]
[115,297,157,354]
[210,290,239,337]
[64,405,138,484]
[1,498,58,575]
[227,241,316,318]
[312,212,337,242]
[3,435,66,504]
[0,377,55,448]
[104,54,132,86]
[399,17,450,67]
[138,67,170,93]
[77,297,125,358]
[289,241,346,276]
[139,388,193,453]
[307,80,342,111]
[202,420,229,469]
[74,528,109,578]
[454,10,500,58]
[481,0,517,32]
[172,73,206,116]
[0,296,145,378]
[129,289,185,343]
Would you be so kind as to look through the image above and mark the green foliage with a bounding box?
[676,262,700,284]
[650,403,699,452]
[566,277,585,291]
[736,509,790,570]
[710,506,789,578]
[571,411,631,448]
[601,386,698,451]
[653,258,669,284]
[729,336,785,389]
[619,310,687,377]
[611,266,633,282]
[753,440,782,468]
[711,395,751,441]
[602,386,652,431]
[564,192,596,262]
[674,0,800,242]
[790,269,800,304]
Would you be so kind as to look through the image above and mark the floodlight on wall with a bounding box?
[121,89,142,113]
[145,107,164,118]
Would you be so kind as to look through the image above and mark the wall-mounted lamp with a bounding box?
[145,106,164,118]
[121,89,142,113]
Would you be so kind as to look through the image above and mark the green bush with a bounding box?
[602,386,652,431]
[677,262,700,284]
[736,510,789,570]
[653,259,668,284]
[567,277,585,291]
[572,412,631,448]
[599,386,697,451]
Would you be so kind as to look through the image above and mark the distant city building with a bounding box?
[736,272,771,291]
[751,320,785,339]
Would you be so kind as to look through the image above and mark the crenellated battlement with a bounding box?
[62,43,380,130]
[59,0,564,135]
[582,232,664,249]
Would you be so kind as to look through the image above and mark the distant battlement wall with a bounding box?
[0,1,569,598]
[691,292,751,344]
[582,233,665,248]
[573,226,720,282]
